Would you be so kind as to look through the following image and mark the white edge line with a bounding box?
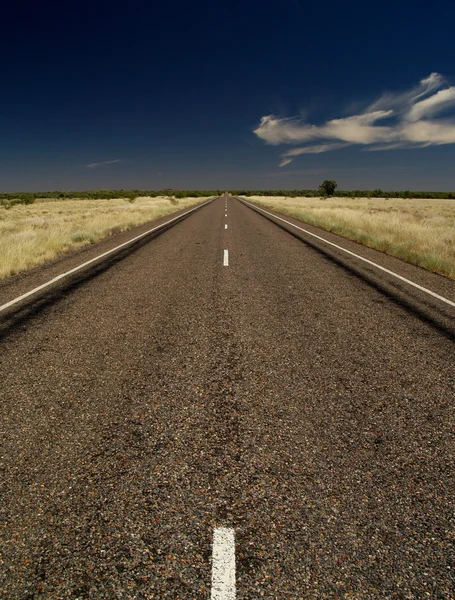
[241,199,455,309]
[211,527,236,600]
[0,198,214,313]
[223,249,229,266]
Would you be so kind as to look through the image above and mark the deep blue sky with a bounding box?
[2,0,455,191]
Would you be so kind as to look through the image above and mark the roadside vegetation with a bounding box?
[2,186,455,281]
[232,189,455,199]
[0,189,218,209]
[0,194,211,280]
[240,195,455,280]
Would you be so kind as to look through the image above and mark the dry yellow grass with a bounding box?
[243,196,455,279]
[0,196,209,280]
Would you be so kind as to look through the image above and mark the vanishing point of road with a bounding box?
[1,195,454,598]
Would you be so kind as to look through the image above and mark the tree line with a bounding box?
[230,189,455,199]
[2,187,455,209]
[0,189,222,208]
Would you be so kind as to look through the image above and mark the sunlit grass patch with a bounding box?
[0,195,209,280]
[243,196,455,279]
[70,231,96,243]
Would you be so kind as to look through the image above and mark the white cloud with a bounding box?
[368,72,444,114]
[321,111,395,144]
[254,115,317,145]
[406,86,455,122]
[279,158,293,167]
[279,143,350,166]
[401,119,455,144]
[86,159,123,168]
[253,73,455,166]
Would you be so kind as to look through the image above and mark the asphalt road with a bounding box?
[1,195,454,599]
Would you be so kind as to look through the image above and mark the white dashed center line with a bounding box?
[223,250,229,266]
[225,224,228,230]
[211,527,236,599]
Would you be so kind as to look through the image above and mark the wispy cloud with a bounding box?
[86,159,123,169]
[253,73,455,166]
[279,143,350,166]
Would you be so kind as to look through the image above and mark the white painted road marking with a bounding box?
[0,199,214,314]
[224,250,229,266]
[225,224,228,230]
[211,527,236,600]
[242,200,455,309]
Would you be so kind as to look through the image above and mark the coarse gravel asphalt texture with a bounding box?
[1,195,454,599]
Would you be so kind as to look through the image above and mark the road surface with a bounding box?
[1,195,454,598]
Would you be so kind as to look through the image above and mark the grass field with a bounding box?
[242,196,455,280]
[0,195,209,280]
